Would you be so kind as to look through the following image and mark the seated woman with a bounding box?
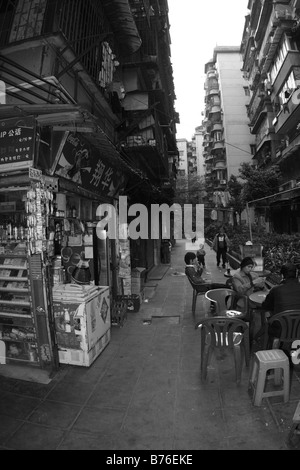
[232,257,265,297]
[232,257,267,335]
[184,252,226,289]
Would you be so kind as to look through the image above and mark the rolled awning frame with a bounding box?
[102,0,142,55]
[247,186,300,207]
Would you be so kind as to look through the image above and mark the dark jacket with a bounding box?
[262,278,300,340]
[185,266,205,285]
[212,232,230,251]
[185,266,227,290]
[261,278,300,314]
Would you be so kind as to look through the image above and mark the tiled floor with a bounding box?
[0,239,299,450]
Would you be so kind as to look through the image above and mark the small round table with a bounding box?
[248,290,270,345]
[249,290,269,307]
[253,270,271,278]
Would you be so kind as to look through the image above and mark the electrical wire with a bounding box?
[223,141,254,156]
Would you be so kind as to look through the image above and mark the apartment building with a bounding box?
[202,46,255,224]
[241,0,300,234]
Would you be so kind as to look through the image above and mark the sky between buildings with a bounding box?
[168,0,249,141]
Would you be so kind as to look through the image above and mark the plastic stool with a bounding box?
[248,349,290,406]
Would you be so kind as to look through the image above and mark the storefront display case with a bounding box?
[0,186,58,369]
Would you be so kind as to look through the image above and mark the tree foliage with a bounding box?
[238,162,282,203]
[227,175,245,225]
[175,173,206,205]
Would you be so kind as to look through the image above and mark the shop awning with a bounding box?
[0,104,166,196]
[0,104,143,177]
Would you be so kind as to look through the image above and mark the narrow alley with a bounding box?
[0,239,299,451]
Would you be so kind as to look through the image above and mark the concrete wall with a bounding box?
[215,50,255,178]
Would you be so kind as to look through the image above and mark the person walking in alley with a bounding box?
[212,226,230,268]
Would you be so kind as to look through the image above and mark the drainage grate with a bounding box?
[151,316,180,325]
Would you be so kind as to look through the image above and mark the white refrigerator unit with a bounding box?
[52,284,110,367]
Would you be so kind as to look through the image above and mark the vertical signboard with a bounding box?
[0,116,35,172]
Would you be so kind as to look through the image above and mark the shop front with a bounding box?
[0,111,129,376]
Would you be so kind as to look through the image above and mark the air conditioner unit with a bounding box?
[220,180,227,185]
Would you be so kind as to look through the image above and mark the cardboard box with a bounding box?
[131,267,146,293]
[53,285,110,367]
[58,329,110,367]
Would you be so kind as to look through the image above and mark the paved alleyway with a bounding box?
[0,239,299,451]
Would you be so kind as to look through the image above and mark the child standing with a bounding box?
[196,243,206,269]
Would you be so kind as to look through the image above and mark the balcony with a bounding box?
[209,105,221,114]
[213,162,226,172]
[208,88,219,97]
[213,155,226,167]
[248,85,272,130]
[273,87,300,135]
[211,123,223,133]
[207,69,218,79]
[211,142,224,154]
[260,5,296,76]
[205,155,214,163]
[203,140,213,150]
[120,111,170,179]
[0,0,142,78]
[207,83,219,93]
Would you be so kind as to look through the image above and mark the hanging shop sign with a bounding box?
[29,167,43,180]
[52,131,125,198]
[0,116,35,172]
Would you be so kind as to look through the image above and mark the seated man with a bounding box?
[184,252,226,289]
[261,263,300,340]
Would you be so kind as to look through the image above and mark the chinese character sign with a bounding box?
[54,131,124,197]
[0,117,35,170]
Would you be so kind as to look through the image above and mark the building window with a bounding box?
[243,86,250,96]
[250,144,256,155]
[214,131,222,142]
